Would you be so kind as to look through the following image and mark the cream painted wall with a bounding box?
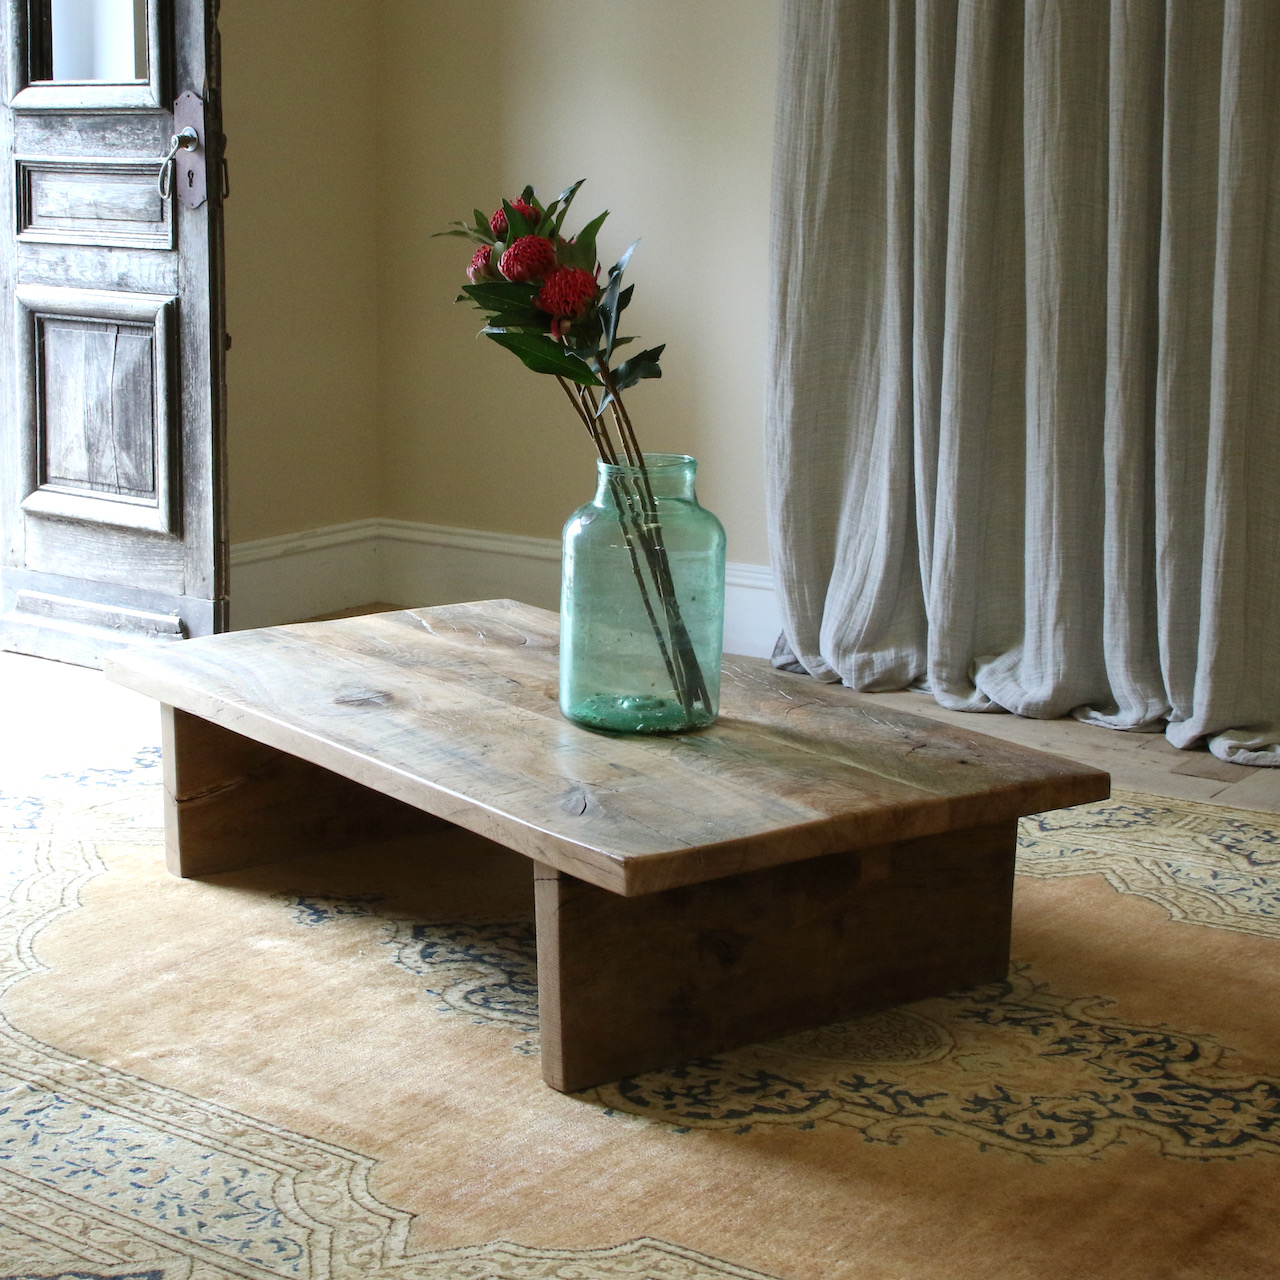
[377,0,779,566]
[221,0,779,568]
[220,1,381,543]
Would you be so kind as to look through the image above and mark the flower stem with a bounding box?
[595,365,712,714]
[556,375,683,699]
[556,375,617,464]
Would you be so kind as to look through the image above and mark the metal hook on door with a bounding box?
[157,127,199,200]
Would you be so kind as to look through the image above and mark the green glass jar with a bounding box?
[560,454,725,733]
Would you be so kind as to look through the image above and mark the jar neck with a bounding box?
[595,453,698,504]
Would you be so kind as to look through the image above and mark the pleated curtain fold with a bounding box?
[768,0,1280,764]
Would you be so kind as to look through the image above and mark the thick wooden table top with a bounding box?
[104,599,1110,896]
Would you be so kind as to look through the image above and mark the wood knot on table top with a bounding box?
[333,689,394,708]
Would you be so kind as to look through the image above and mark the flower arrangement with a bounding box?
[438,179,665,472]
[437,181,716,727]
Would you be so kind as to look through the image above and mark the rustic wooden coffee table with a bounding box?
[104,599,1109,1092]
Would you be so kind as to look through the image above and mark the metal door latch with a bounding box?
[156,90,208,208]
[157,126,197,199]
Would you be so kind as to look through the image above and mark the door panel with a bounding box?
[0,0,226,666]
[17,156,174,249]
[17,243,178,292]
[17,285,177,534]
[40,321,158,500]
[24,520,182,588]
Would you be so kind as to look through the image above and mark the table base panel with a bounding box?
[535,822,1015,1092]
[161,703,1017,1096]
[162,706,444,878]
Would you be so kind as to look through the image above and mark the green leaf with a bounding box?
[503,198,535,241]
[483,331,602,385]
[599,270,623,361]
[609,239,639,279]
[483,307,549,329]
[612,344,665,392]
[524,189,556,238]
[553,178,585,208]
[563,209,611,272]
[551,179,586,235]
[561,317,605,356]
[596,282,636,363]
[433,220,493,245]
[572,209,609,269]
[557,238,587,272]
[460,280,539,311]
[473,208,493,237]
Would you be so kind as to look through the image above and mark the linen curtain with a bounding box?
[767,0,1280,764]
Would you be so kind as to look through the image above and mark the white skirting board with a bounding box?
[230,518,784,659]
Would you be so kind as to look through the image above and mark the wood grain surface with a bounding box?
[536,820,1017,1091]
[162,706,446,877]
[106,599,1110,896]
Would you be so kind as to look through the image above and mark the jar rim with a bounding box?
[596,452,695,474]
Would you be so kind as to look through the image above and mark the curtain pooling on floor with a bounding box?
[767,0,1280,764]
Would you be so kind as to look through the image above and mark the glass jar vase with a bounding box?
[560,453,725,733]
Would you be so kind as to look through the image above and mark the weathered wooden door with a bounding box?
[0,0,226,666]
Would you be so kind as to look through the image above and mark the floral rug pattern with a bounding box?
[289,894,1280,1159]
[4,765,1280,1275]
[592,968,1280,1155]
[285,898,541,1056]
[1017,791,1280,939]
[281,793,1280,1155]
[0,762,774,1280]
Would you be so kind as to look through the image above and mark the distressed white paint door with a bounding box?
[0,0,226,665]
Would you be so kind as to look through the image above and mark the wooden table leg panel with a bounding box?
[535,820,1016,1092]
[161,705,446,878]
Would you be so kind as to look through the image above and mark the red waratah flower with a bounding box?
[537,266,599,320]
[498,235,557,283]
[489,198,540,239]
[467,244,495,283]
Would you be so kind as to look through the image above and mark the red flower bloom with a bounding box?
[489,198,540,239]
[499,235,557,283]
[537,266,599,320]
[467,244,495,283]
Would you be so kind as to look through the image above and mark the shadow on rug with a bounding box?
[1,760,1278,1279]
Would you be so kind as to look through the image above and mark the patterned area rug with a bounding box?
[1,739,1279,1278]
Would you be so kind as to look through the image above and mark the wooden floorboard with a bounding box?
[865,689,1280,814]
